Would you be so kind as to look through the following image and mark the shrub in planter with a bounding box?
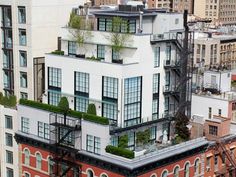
[118,134,128,148]
[105,145,134,159]
[87,103,96,115]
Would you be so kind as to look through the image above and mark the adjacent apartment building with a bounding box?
[0,0,83,101]
[194,0,236,25]
[0,1,84,177]
[193,32,236,69]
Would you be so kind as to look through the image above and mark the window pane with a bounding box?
[75,72,89,93]
[48,67,61,88]
[6,168,13,177]
[154,47,160,67]
[86,135,94,152]
[38,122,44,138]
[6,150,13,164]
[94,136,101,154]
[18,6,26,24]
[103,76,118,99]
[97,45,105,59]
[5,115,13,129]
[5,133,13,147]
[68,41,77,55]
[20,72,27,88]
[19,51,27,67]
[19,29,26,46]
[21,117,29,133]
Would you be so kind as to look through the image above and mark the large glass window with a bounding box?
[6,150,13,164]
[75,72,89,93]
[48,67,61,88]
[124,77,142,127]
[103,76,118,99]
[48,92,61,106]
[5,133,13,147]
[102,103,117,122]
[5,115,13,129]
[75,72,89,112]
[18,6,26,24]
[152,99,159,120]
[97,45,105,60]
[20,72,27,88]
[21,117,29,133]
[19,51,27,67]
[36,153,42,169]
[154,47,160,67]
[68,41,77,56]
[19,29,26,46]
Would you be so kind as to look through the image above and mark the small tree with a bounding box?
[175,112,190,141]
[136,129,150,147]
[58,97,69,125]
[87,103,96,115]
[118,134,128,148]
[68,11,93,50]
[58,97,69,114]
[106,17,132,60]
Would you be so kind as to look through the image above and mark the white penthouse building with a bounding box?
[0,0,84,100]
[43,6,193,147]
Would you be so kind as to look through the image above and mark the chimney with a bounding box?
[138,11,143,33]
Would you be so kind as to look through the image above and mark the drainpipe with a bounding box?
[138,11,143,33]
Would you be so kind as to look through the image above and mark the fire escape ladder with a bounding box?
[60,166,72,177]
[57,129,73,145]
[218,142,236,168]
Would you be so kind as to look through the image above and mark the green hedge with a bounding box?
[83,113,109,125]
[105,145,134,159]
[0,93,17,108]
[51,50,64,55]
[19,99,108,125]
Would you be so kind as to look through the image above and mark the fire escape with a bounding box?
[214,140,236,177]
[49,113,81,177]
[151,10,194,120]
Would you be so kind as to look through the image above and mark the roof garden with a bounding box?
[19,99,109,125]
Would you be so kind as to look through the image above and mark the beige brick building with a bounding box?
[194,32,236,69]
[172,0,194,14]
[148,0,170,9]
[194,0,236,25]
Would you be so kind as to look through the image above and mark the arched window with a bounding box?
[184,162,190,177]
[24,149,30,165]
[87,170,94,177]
[174,166,180,177]
[150,174,157,177]
[36,153,42,169]
[100,174,108,177]
[194,159,200,175]
[161,170,168,177]
[48,157,54,174]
